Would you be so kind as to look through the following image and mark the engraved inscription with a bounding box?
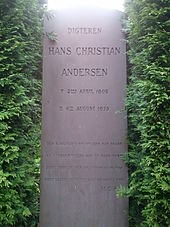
[48,46,121,56]
[60,88,109,95]
[58,105,110,111]
[61,68,108,77]
[68,27,102,35]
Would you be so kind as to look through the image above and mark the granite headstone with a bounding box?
[40,6,128,227]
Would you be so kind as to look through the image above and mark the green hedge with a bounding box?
[0,0,43,226]
[124,0,170,226]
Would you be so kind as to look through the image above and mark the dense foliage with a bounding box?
[0,0,43,226]
[124,0,170,226]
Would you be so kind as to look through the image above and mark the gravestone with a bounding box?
[40,6,128,227]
